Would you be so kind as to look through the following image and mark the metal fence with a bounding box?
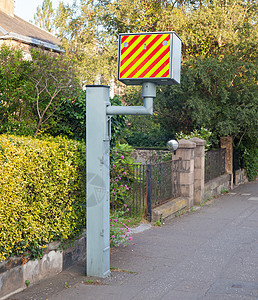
[110,159,181,219]
[205,148,226,183]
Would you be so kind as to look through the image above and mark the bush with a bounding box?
[110,143,136,209]
[243,146,258,181]
[176,127,213,150]
[0,135,86,261]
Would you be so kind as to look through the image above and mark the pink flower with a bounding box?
[112,235,115,238]
[121,155,124,159]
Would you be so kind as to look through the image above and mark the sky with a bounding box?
[14,0,75,23]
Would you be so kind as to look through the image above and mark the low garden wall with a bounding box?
[204,173,231,201]
[131,148,170,164]
[234,169,248,186]
[0,234,86,299]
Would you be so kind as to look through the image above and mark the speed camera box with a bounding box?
[117,32,182,86]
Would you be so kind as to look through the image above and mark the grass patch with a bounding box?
[110,267,137,274]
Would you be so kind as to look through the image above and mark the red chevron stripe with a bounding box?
[160,69,170,78]
[133,43,170,78]
[121,34,167,78]
[121,34,152,63]
[149,58,170,78]
[121,35,141,56]
[121,35,129,43]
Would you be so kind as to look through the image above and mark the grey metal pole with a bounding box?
[86,85,111,278]
[86,82,156,278]
[106,82,156,116]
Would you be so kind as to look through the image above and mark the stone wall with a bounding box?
[133,138,234,208]
[204,174,231,200]
[131,148,171,164]
[234,169,248,186]
[0,234,86,300]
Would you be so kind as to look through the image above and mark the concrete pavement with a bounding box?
[11,181,258,300]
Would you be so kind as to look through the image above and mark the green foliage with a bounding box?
[154,220,162,226]
[110,143,139,209]
[0,135,86,262]
[110,96,127,148]
[40,90,86,141]
[221,187,229,194]
[111,142,136,168]
[34,0,55,32]
[97,0,172,35]
[25,280,30,287]
[243,145,258,181]
[54,0,116,85]
[125,118,170,148]
[50,0,256,160]
[121,87,171,147]
[30,49,80,136]
[0,45,35,136]
[0,45,81,138]
[155,57,257,151]
[110,208,133,247]
[176,127,213,150]
[157,0,257,61]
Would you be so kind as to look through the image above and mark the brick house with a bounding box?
[0,0,62,55]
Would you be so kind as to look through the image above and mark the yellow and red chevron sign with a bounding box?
[117,32,181,85]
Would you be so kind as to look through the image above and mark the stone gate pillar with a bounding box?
[220,136,233,188]
[173,139,196,208]
[189,137,206,205]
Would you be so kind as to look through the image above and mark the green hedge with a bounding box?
[0,135,86,261]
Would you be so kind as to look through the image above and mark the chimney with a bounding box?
[0,0,14,16]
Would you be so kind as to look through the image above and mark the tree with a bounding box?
[40,90,87,141]
[0,45,35,135]
[0,45,81,137]
[97,0,174,35]
[53,0,178,85]
[30,49,80,136]
[156,0,257,60]
[156,57,257,138]
[34,0,55,32]
[54,1,113,85]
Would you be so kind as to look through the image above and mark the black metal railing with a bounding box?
[110,159,181,218]
[205,148,226,183]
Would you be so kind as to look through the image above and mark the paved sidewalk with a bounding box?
[12,181,258,300]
